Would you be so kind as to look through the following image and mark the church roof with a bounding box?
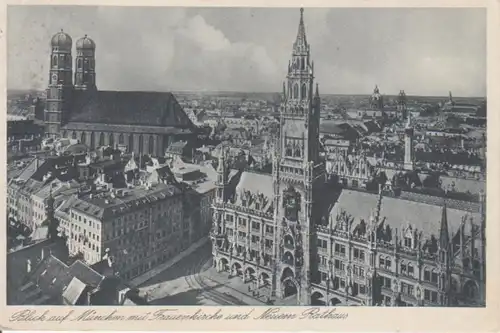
[67,90,194,129]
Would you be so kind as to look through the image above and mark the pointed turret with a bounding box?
[294,8,308,51]
[439,203,450,250]
[45,185,59,241]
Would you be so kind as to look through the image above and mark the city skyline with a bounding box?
[8,6,486,97]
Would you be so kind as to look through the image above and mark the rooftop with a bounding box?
[71,183,183,220]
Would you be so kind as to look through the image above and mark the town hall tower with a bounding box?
[272,8,325,304]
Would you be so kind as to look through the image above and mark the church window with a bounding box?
[52,55,58,67]
[129,135,134,152]
[138,135,144,154]
[119,133,124,145]
[80,132,86,144]
[149,135,155,154]
[90,132,95,149]
[77,58,83,69]
[301,83,307,100]
[301,57,305,70]
[109,133,114,147]
[99,133,105,147]
[293,83,299,99]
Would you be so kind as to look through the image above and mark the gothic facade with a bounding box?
[210,8,485,306]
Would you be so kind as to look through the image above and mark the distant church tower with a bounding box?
[397,90,407,120]
[403,112,415,171]
[44,30,73,137]
[74,35,97,90]
[370,85,384,110]
[272,8,324,304]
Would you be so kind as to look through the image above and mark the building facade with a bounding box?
[59,183,190,282]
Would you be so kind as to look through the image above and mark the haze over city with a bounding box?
[8,6,486,97]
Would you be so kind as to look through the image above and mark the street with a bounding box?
[137,242,267,306]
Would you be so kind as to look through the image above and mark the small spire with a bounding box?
[439,203,450,249]
[294,7,308,49]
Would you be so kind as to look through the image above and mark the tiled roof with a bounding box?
[329,189,480,240]
[63,122,192,135]
[67,90,194,128]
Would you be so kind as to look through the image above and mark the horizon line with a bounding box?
[6,88,486,99]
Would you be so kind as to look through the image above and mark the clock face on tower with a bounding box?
[51,74,58,84]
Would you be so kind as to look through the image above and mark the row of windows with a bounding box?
[71,212,101,230]
[380,256,439,283]
[225,214,274,234]
[63,131,159,154]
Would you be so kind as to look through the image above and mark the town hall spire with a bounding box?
[294,8,308,51]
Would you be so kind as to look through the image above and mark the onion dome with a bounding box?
[51,29,72,50]
[371,85,382,100]
[76,34,96,50]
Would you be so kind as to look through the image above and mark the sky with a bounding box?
[7,6,486,97]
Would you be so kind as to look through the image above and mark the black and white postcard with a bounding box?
[1,1,499,332]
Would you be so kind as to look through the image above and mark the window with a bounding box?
[404,236,412,248]
[379,257,385,268]
[401,262,407,275]
[431,271,438,284]
[424,269,431,281]
[383,277,392,289]
[318,239,327,249]
[354,248,365,262]
[251,235,260,243]
[252,221,260,231]
[408,263,414,276]
[301,83,307,100]
[265,225,273,234]
[385,258,392,270]
[334,243,346,256]
[293,83,299,99]
[238,217,247,227]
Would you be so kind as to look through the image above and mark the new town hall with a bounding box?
[210,9,486,306]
